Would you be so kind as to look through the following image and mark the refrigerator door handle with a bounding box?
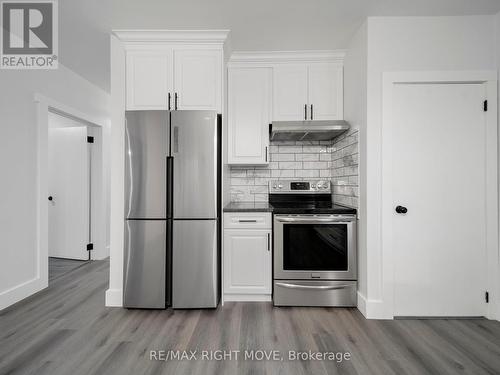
[166,156,174,218]
[173,126,179,154]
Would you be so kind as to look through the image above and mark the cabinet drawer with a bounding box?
[224,212,272,229]
[273,280,356,307]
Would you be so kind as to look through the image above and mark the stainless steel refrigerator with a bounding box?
[123,110,221,309]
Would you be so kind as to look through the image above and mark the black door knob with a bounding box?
[395,205,407,214]
[48,196,53,201]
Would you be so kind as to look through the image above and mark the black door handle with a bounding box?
[395,205,408,214]
[48,196,53,201]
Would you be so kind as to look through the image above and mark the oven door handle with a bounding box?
[275,282,353,291]
[275,217,353,223]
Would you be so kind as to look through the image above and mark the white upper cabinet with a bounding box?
[126,50,172,110]
[119,30,229,111]
[227,51,344,165]
[272,65,309,121]
[173,50,222,111]
[228,67,271,165]
[126,49,222,111]
[272,62,344,121]
[308,63,343,120]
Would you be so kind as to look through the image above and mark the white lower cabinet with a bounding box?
[223,213,272,301]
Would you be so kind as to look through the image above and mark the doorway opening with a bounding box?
[47,110,102,284]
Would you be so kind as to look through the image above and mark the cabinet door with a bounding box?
[173,50,222,111]
[228,67,271,165]
[126,50,172,110]
[224,229,272,295]
[272,65,308,121]
[308,63,343,120]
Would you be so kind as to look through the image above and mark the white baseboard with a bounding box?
[489,299,500,321]
[0,277,47,311]
[105,288,123,307]
[92,245,110,260]
[103,245,110,259]
[357,291,367,316]
[223,294,272,302]
[357,291,392,320]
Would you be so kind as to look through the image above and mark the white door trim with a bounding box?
[35,93,108,290]
[381,71,498,320]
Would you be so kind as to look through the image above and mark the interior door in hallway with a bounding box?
[392,82,487,317]
[48,118,90,260]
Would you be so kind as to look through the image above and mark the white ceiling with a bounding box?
[60,0,500,92]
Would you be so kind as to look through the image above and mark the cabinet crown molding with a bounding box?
[228,50,346,65]
[113,30,230,45]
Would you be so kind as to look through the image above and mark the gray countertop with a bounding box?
[223,202,273,212]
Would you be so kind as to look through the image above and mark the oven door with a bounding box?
[274,215,356,280]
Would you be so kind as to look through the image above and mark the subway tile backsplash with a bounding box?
[229,130,359,208]
[331,129,359,208]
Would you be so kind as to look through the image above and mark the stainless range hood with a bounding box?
[270,120,350,141]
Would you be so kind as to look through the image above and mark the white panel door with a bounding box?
[126,50,172,110]
[272,65,308,121]
[228,67,271,165]
[392,83,487,317]
[173,50,222,111]
[48,126,90,260]
[224,230,272,295]
[308,63,343,120]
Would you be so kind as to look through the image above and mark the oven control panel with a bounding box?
[269,180,331,193]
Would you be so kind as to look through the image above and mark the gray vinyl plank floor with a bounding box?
[1,259,500,375]
[49,257,88,282]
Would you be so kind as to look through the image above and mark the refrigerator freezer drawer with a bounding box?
[273,280,357,307]
[124,220,167,308]
[172,220,219,308]
[125,111,169,219]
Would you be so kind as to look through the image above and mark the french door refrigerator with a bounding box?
[123,110,221,309]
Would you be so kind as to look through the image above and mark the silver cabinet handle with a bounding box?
[267,232,271,251]
[238,219,257,223]
[275,282,352,291]
[304,104,307,120]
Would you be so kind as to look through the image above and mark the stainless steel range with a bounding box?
[270,180,357,307]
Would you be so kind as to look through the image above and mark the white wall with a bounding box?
[343,22,368,299]
[361,15,497,318]
[59,0,111,92]
[106,35,126,307]
[0,66,110,310]
[54,0,500,98]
